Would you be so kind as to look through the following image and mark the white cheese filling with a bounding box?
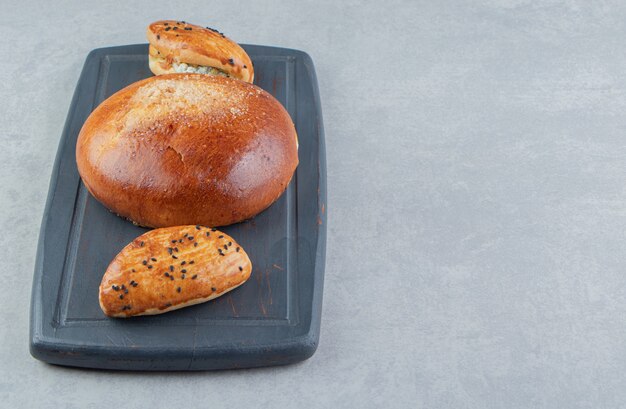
[173,62,230,77]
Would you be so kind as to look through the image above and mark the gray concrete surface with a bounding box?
[2,0,626,407]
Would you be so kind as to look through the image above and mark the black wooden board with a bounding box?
[29,44,327,371]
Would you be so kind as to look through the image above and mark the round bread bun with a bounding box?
[76,74,298,228]
[147,20,253,83]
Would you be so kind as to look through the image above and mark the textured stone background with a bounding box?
[2,0,626,407]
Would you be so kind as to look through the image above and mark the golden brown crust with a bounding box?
[146,20,253,83]
[76,73,299,228]
[99,225,252,317]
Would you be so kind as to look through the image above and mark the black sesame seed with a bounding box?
[151,257,157,262]
[194,242,198,247]
[177,287,182,293]
[181,274,186,279]
[165,27,171,31]
[165,272,170,277]
[243,65,247,69]
[148,265,153,269]
[223,244,228,250]
[112,285,119,291]
[130,280,135,285]
[142,260,147,265]
[181,269,187,273]
[211,287,216,292]
[211,228,217,231]
[220,253,225,257]
[172,240,177,243]
[119,294,124,300]
[191,275,198,279]
[228,241,232,246]
[228,58,235,65]
[169,265,174,272]
[157,34,160,40]
[189,260,195,264]
[168,248,173,255]
[170,276,174,281]
[239,266,243,271]
[184,233,188,238]
[179,239,183,243]
[164,22,169,26]
[218,235,224,239]
[124,288,128,294]
[174,247,179,252]
[188,236,194,241]
[121,284,126,290]
[172,255,178,259]
[184,27,192,30]
[173,26,178,30]
[140,241,144,247]
[164,303,172,307]
[206,232,210,237]
[195,225,201,230]
[131,269,136,273]
[236,247,240,252]
[181,261,186,265]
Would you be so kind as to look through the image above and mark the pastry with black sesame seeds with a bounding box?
[99,225,252,318]
[147,20,253,82]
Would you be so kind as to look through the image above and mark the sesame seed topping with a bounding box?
[211,228,217,231]
[172,255,178,259]
[206,232,210,237]
[189,260,194,264]
[168,248,173,255]
[211,287,216,292]
[140,241,144,247]
[177,287,181,293]
[165,27,171,31]
[191,275,198,279]
[112,285,119,291]
[142,260,147,265]
[148,265,153,269]
[218,235,224,239]
[228,241,232,246]
[188,236,194,241]
[195,225,201,230]
[181,261,186,265]
[119,294,124,300]
[172,240,177,243]
[184,27,192,30]
[194,242,198,247]
[173,26,178,30]
[228,58,234,65]
[236,247,240,252]
[164,22,169,26]
[170,265,174,272]
[151,257,157,262]
[170,276,174,281]
[239,266,243,271]
[181,269,187,273]
[164,272,170,277]
[243,65,247,69]
[131,269,136,273]
[181,274,186,279]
